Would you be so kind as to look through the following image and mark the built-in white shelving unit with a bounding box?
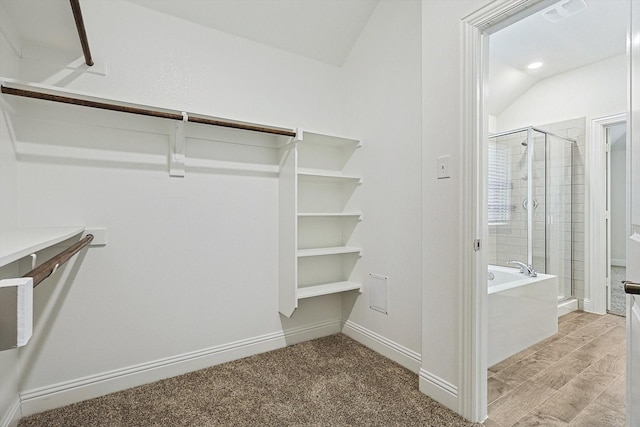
[0,227,85,268]
[278,131,362,317]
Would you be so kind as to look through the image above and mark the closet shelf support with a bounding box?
[70,0,94,67]
[23,234,94,288]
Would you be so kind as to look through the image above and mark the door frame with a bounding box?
[588,113,627,315]
[462,0,634,422]
[460,0,557,421]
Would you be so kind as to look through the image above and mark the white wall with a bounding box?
[19,1,344,135]
[420,0,488,411]
[0,11,22,425]
[497,54,626,131]
[340,0,422,369]
[6,0,353,415]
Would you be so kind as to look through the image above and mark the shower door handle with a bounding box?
[522,198,538,210]
[624,281,640,295]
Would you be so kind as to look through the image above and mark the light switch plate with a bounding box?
[437,155,451,179]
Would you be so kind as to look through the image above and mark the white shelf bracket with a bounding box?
[169,113,187,177]
[30,253,36,270]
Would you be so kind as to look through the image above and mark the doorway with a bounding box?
[461,0,630,422]
[606,122,627,316]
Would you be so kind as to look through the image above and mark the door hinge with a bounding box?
[474,239,481,251]
[605,142,611,153]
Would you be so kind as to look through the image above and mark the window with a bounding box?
[488,141,511,225]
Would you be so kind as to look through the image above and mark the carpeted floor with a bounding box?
[19,334,480,427]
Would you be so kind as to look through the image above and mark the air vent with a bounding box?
[541,0,588,23]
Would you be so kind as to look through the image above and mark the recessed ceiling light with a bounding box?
[527,61,544,70]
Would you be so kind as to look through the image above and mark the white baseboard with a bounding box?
[418,368,458,413]
[341,320,421,373]
[20,319,341,417]
[558,298,579,317]
[0,398,20,427]
[341,321,459,413]
[611,258,626,267]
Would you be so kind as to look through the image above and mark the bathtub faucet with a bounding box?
[506,260,537,277]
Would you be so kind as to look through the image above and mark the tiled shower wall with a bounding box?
[488,117,585,301]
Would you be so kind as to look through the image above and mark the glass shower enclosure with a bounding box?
[487,127,575,302]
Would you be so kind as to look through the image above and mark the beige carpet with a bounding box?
[19,334,479,426]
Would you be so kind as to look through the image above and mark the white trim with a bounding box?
[461,0,554,423]
[0,398,20,427]
[341,320,421,373]
[459,12,487,425]
[418,368,459,413]
[588,113,627,315]
[559,298,580,317]
[612,258,627,267]
[20,319,341,417]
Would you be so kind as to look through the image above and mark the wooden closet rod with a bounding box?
[70,0,94,67]
[23,234,94,288]
[0,86,297,137]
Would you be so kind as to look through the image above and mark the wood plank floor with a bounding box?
[484,311,626,427]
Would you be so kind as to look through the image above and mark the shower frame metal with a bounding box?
[489,126,576,299]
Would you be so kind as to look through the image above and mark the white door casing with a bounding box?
[461,0,558,422]
[627,1,640,425]
[589,114,626,315]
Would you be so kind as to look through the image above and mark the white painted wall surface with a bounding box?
[340,0,422,369]
[0,21,22,427]
[7,1,350,414]
[19,0,345,136]
[420,0,488,411]
[496,54,626,131]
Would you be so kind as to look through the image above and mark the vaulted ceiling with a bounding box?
[488,0,628,115]
[0,0,630,115]
[125,0,379,67]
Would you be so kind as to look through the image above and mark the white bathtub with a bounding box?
[488,265,558,367]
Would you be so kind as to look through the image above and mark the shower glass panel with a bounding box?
[546,134,573,301]
[487,127,574,302]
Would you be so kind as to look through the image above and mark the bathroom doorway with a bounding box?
[461,0,630,422]
[606,122,627,316]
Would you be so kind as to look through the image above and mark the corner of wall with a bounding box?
[0,397,20,427]
[418,369,459,413]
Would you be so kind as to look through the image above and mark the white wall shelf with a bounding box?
[278,131,362,317]
[297,169,362,183]
[0,227,85,268]
[297,246,361,257]
[297,212,362,218]
[298,281,362,300]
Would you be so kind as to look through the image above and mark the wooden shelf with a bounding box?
[297,246,361,257]
[297,281,362,299]
[0,227,85,268]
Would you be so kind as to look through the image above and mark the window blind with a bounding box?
[488,142,511,225]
